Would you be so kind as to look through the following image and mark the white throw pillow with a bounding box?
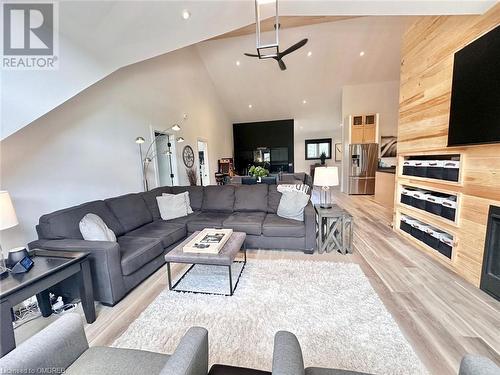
[157,194,188,220]
[79,213,116,242]
[163,192,193,214]
[277,191,310,221]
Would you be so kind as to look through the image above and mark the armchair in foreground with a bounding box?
[0,313,208,375]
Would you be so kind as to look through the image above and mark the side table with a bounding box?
[0,249,95,357]
[314,204,353,254]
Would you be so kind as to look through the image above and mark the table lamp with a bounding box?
[313,167,339,209]
[0,191,19,275]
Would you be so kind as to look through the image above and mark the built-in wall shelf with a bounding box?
[398,184,459,225]
[399,153,463,185]
[396,211,456,265]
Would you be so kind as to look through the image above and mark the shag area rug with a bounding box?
[113,259,426,374]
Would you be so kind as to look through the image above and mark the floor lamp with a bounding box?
[135,125,184,191]
[313,166,339,209]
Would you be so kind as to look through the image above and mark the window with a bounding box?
[305,138,332,160]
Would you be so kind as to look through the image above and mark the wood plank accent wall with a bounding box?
[395,5,500,287]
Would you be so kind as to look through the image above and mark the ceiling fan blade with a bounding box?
[279,38,308,58]
[277,59,287,71]
[244,53,259,57]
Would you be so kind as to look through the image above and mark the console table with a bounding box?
[0,249,95,357]
[314,204,353,254]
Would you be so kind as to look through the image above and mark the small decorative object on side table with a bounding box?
[313,167,339,209]
[315,204,353,254]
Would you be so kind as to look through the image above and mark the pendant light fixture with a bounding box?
[255,0,279,59]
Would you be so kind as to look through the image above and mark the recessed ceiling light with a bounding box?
[302,99,307,104]
[248,104,253,109]
[307,51,312,57]
[171,124,181,131]
[182,10,191,20]
[236,60,241,66]
[359,51,365,57]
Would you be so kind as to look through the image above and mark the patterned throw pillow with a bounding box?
[277,183,310,195]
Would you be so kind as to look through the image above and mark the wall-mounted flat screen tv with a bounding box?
[448,25,500,147]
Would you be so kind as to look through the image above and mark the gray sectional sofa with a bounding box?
[29,184,315,305]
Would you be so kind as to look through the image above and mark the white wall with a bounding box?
[342,80,400,137]
[340,80,400,191]
[294,115,343,174]
[0,46,232,250]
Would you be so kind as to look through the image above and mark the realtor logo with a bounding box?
[2,2,58,69]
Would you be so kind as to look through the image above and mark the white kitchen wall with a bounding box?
[0,46,232,250]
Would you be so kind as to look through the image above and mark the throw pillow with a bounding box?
[157,194,188,220]
[162,192,193,214]
[277,191,310,221]
[277,183,310,195]
[79,213,117,242]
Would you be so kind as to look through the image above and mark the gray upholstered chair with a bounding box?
[0,314,208,375]
[209,331,500,375]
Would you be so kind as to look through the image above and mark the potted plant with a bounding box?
[248,165,270,182]
[320,152,327,165]
[186,167,197,186]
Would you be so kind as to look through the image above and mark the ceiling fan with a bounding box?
[245,0,309,71]
[244,38,308,71]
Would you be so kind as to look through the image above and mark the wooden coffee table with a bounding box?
[165,231,246,296]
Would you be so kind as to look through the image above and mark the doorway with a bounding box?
[154,131,177,187]
[197,140,210,186]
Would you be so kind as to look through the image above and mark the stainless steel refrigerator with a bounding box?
[348,143,378,195]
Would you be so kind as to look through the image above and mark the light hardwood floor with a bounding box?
[21,190,500,375]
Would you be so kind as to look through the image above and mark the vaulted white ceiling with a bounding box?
[1,0,496,140]
[196,16,406,125]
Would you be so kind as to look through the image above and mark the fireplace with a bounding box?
[480,205,500,301]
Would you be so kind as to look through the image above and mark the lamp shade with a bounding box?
[0,191,19,230]
[314,167,339,187]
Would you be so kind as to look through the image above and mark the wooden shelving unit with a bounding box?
[394,151,466,282]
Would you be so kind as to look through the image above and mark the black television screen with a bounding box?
[448,25,500,147]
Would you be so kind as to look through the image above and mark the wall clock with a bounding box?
[182,145,195,168]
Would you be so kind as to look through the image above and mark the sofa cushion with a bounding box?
[105,193,153,232]
[65,346,169,375]
[117,236,163,275]
[223,212,266,235]
[202,186,235,213]
[126,221,186,248]
[262,214,305,238]
[267,185,282,213]
[187,212,231,233]
[141,187,172,220]
[171,186,204,211]
[38,201,124,240]
[166,212,201,226]
[234,184,268,212]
